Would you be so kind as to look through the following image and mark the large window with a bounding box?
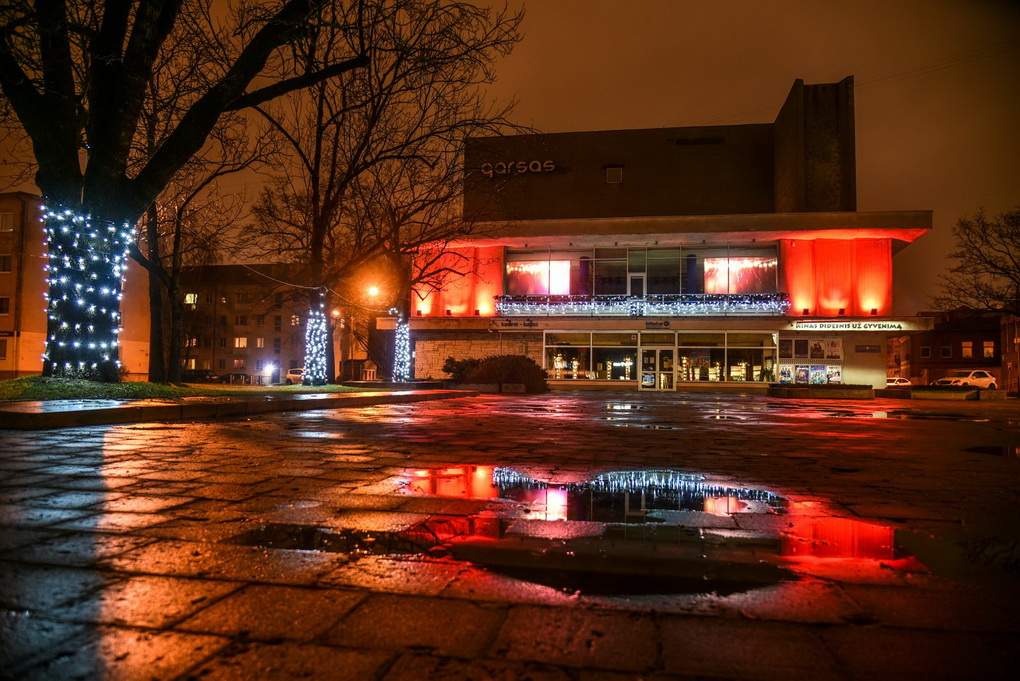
[542,330,775,382]
[506,244,776,298]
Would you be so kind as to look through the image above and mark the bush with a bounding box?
[465,355,549,393]
[441,356,482,383]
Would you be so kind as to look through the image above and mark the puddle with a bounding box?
[229,466,920,599]
[964,445,1020,457]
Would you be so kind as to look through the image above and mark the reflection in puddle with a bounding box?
[230,466,917,599]
[964,445,1020,457]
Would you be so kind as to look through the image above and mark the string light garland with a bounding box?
[303,303,329,385]
[393,312,411,382]
[40,206,132,381]
[494,293,791,317]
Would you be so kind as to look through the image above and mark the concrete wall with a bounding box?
[465,124,775,222]
[413,331,543,380]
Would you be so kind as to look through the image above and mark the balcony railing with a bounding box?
[494,293,791,317]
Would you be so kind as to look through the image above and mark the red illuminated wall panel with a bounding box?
[781,238,893,317]
[412,247,504,317]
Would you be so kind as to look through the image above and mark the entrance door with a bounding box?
[629,274,645,297]
[639,348,676,391]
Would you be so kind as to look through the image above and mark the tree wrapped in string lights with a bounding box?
[0,0,369,381]
[303,296,330,385]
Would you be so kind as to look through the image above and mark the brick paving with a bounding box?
[1,392,1019,680]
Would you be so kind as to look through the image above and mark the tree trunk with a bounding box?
[144,204,167,382]
[167,280,185,382]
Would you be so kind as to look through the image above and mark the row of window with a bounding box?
[918,341,995,359]
[505,246,779,297]
[184,336,284,352]
[183,357,301,372]
[184,292,287,306]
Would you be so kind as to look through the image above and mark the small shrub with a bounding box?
[465,355,549,393]
[441,356,482,383]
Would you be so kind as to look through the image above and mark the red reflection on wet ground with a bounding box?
[781,510,895,560]
[407,466,498,499]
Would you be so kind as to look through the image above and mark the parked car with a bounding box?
[218,372,252,385]
[284,367,305,385]
[179,369,219,383]
[932,369,997,389]
[886,376,912,387]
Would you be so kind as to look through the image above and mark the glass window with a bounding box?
[593,333,638,346]
[546,332,590,346]
[594,260,627,295]
[627,249,646,273]
[0,339,6,360]
[983,341,995,358]
[218,359,225,370]
[235,315,247,325]
[920,345,931,359]
[640,333,674,346]
[961,341,973,358]
[679,333,724,347]
[682,246,777,294]
[274,315,282,332]
[234,337,247,348]
[940,345,951,358]
[256,337,265,348]
[291,315,300,326]
[545,347,591,379]
[184,293,197,304]
[0,213,13,232]
[678,348,726,382]
[727,333,775,348]
[273,338,282,354]
[233,359,245,370]
[647,255,681,294]
[506,260,571,295]
[591,347,637,381]
[0,297,9,314]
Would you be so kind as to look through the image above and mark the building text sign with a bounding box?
[787,320,909,330]
[481,160,556,178]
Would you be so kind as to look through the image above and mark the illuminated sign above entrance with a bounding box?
[790,320,930,332]
[481,160,556,178]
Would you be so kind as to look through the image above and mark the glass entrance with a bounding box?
[640,348,675,391]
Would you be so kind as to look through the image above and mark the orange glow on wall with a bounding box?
[412,247,504,317]
[781,515,895,560]
[781,238,893,316]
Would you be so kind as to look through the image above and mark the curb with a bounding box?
[0,390,479,431]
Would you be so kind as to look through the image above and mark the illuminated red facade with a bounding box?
[391,78,932,389]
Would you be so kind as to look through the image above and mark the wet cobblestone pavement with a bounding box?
[2,392,1019,680]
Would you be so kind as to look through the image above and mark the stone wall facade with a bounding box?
[413,331,544,380]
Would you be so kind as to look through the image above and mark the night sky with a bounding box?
[481,0,1020,315]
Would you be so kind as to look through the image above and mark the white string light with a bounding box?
[393,316,411,382]
[303,303,329,385]
[40,205,131,380]
[494,293,790,317]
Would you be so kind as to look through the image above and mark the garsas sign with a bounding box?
[481,159,556,178]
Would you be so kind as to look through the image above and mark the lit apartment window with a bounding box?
[235,315,248,326]
[920,345,931,359]
[0,297,9,315]
[984,341,995,358]
[184,293,198,305]
[234,336,247,348]
[233,359,246,370]
[940,345,951,358]
[256,337,265,348]
[0,213,14,232]
[961,341,973,358]
[291,315,301,326]
[185,358,196,369]
[0,254,12,272]
[185,337,199,347]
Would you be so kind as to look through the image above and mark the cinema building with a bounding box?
[393,77,933,390]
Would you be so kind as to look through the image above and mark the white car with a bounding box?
[933,369,997,389]
[886,376,912,387]
[284,367,305,385]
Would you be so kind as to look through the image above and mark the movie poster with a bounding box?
[794,339,809,359]
[825,338,843,361]
[795,365,810,384]
[809,339,825,360]
[779,339,793,359]
[826,366,842,384]
[810,365,827,384]
[778,365,793,384]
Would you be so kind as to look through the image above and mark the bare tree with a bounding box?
[0,0,369,381]
[247,0,521,383]
[931,207,1020,314]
